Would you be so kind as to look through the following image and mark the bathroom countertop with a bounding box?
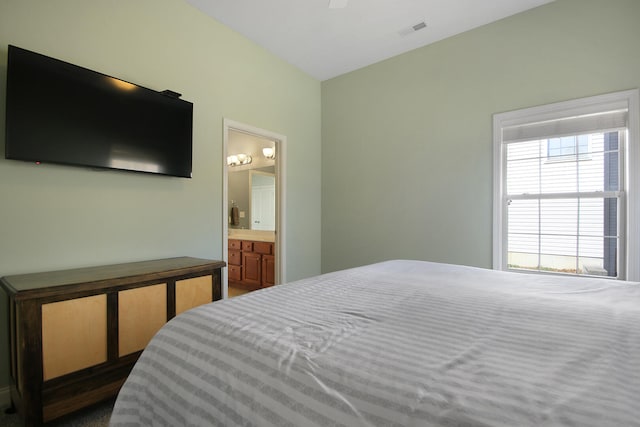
[228,230,275,243]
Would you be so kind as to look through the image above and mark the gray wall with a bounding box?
[0,0,321,394]
[321,0,640,273]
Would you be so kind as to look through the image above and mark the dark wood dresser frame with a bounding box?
[0,257,225,426]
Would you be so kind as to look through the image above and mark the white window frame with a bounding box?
[493,89,640,281]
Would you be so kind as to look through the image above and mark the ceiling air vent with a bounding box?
[328,0,348,8]
[398,21,427,37]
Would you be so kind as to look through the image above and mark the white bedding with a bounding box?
[110,260,640,426]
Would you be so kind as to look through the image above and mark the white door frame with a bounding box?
[222,118,287,298]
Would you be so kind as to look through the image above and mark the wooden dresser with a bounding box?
[228,239,275,290]
[0,257,225,426]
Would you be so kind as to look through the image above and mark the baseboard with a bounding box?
[0,386,10,410]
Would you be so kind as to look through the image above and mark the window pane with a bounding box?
[602,198,620,277]
[604,133,620,192]
[507,199,539,271]
[577,134,589,154]
[540,199,577,236]
[578,150,605,192]
[579,235,604,260]
[540,160,578,193]
[540,253,577,274]
[579,235,617,277]
[506,141,541,194]
[540,234,577,258]
[507,140,542,161]
[508,133,619,195]
[578,198,604,237]
[508,247,539,271]
[508,199,539,236]
[507,157,540,194]
[507,197,619,276]
[507,233,539,271]
[602,236,618,277]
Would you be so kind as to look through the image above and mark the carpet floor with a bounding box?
[1,398,114,427]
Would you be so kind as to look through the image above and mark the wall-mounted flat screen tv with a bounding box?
[5,45,193,178]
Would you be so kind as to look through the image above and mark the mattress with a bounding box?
[110,260,640,426]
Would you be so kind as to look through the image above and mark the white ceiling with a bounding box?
[186,0,554,81]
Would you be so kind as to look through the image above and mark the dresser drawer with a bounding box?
[242,241,254,251]
[253,241,273,255]
[229,239,242,250]
[228,250,242,266]
[228,264,242,282]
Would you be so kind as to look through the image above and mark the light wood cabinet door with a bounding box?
[176,275,213,315]
[42,295,107,380]
[118,284,167,356]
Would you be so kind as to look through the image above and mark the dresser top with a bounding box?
[1,257,225,297]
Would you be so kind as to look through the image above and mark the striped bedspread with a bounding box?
[110,260,640,426]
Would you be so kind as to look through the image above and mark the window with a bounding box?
[493,90,640,280]
[547,135,589,160]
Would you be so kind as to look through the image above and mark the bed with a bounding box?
[109,260,640,426]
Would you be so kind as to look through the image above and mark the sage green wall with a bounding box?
[321,0,640,273]
[0,0,321,393]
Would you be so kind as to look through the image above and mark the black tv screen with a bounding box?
[5,45,193,178]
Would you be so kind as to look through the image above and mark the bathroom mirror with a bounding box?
[249,170,275,230]
[228,165,275,231]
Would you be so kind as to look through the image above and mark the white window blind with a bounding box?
[502,109,628,143]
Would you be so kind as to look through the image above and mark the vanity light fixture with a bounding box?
[262,147,276,160]
[227,153,252,167]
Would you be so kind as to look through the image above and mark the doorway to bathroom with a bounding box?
[222,119,286,299]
